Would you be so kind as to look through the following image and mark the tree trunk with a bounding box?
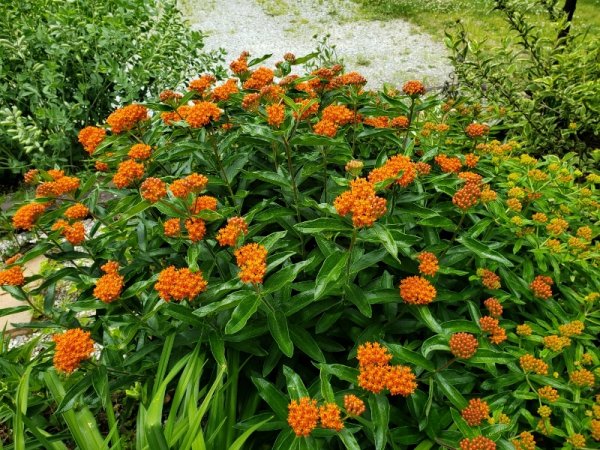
[558,0,577,40]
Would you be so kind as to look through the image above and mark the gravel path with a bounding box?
[182,0,452,88]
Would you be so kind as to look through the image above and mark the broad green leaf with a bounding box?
[267,308,294,357]
[225,291,261,334]
[369,395,389,450]
[387,343,436,372]
[314,251,349,300]
[457,236,514,267]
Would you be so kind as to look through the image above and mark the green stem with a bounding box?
[225,349,239,447]
[282,137,302,224]
[321,145,328,203]
[209,133,238,211]
[404,99,416,151]
[345,228,358,281]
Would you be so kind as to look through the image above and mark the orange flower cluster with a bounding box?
[577,226,592,240]
[519,354,548,375]
[52,328,94,373]
[12,202,48,230]
[532,212,548,223]
[543,335,571,352]
[48,169,64,180]
[78,126,106,155]
[241,93,261,110]
[163,218,181,237]
[169,173,208,197]
[480,186,497,202]
[327,71,366,89]
[128,143,152,160]
[356,342,417,396]
[459,436,496,450]
[4,253,22,266]
[345,159,364,176]
[402,80,426,96]
[36,176,81,198]
[319,403,344,431]
[343,394,365,416]
[415,162,431,175]
[191,195,218,214]
[140,177,167,203]
[568,434,586,448]
[478,268,501,289]
[185,101,221,128]
[435,154,462,173]
[188,74,216,93]
[260,84,285,102]
[391,115,410,128]
[243,67,274,90]
[93,261,124,303]
[159,90,183,102]
[161,106,191,125]
[465,123,490,139]
[465,153,479,168]
[95,161,109,172]
[287,397,319,436]
[449,332,478,359]
[559,320,584,337]
[512,431,536,450]
[516,324,532,336]
[52,220,85,245]
[230,51,249,74]
[0,265,25,286]
[399,276,436,305]
[24,169,39,184]
[591,419,600,441]
[113,160,144,189]
[453,180,481,210]
[461,398,490,426]
[266,103,285,127]
[212,79,239,102]
[185,217,206,242]
[154,266,207,302]
[538,386,559,402]
[546,217,568,235]
[363,116,390,128]
[106,104,148,134]
[333,178,387,228]
[530,275,553,300]
[417,252,438,276]
[484,298,503,317]
[234,243,267,284]
[570,369,595,387]
[314,104,355,137]
[368,155,416,188]
[217,217,248,247]
[479,316,507,344]
[64,203,89,220]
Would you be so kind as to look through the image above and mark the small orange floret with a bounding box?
[357,342,392,368]
[163,218,181,237]
[368,155,416,188]
[243,67,274,90]
[216,217,249,247]
[140,177,167,203]
[519,354,548,375]
[461,398,490,426]
[358,364,390,394]
[52,328,94,374]
[0,266,25,286]
[64,203,90,220]
[12,202,48,230]
[212,78,239,102]
[417,252,438,276]
[402,80,426,97]
[333,178,387,228]
[185,217,206,242]
[319,403,344,432]
[128,143,152,160]
[78,126,106,155]
[479,269,501,290]
[188,74,216,93]
[266,103,285,127]
[113,160,144,189]
[386,365,417,396]
[287,397,319,437]
[399,276,436,305]
[234,243,267,284]
[465,123,490,139]
[484,298,503,317]
[459,436,496,450]
[106,104,148,134]
[530,275,553,299]
[435,154,462,173]
[449,333,478,359]
[343,394,365,416]
[94,272,124,303]
[185,102,221,128]
[154,266,207,302]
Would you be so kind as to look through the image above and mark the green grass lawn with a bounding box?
[354,0,600,45]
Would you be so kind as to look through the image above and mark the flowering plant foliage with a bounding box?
[1,51,599,449]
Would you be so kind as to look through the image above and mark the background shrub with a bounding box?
[446,0,600,164]
[0,0,225,183]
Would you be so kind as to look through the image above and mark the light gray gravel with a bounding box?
[182,0,453,88]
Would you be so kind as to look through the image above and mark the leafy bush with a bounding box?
[1,52,599,449]
[446,0,600,164]
[0,0,224,182]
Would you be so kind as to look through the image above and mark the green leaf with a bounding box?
[338,429,362,450]
[314,251,349,300]
[457,236,514,267]
[267,308,294,357]
[345,284,372,317]
[387,343,436,372]
[283,365,309,399]
[435,373,467,409]
[290,326,325,363]
[371,222,398,258]
[252,377,289,420]
[295,217,352,234]
[369,395,390,450]
[14,365,32,450]
[225,291,261,334]
[264,258,313,294]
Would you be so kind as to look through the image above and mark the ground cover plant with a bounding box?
[0,0,224,182]
[1,51,599,449]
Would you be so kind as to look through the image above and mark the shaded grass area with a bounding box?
[354,0,600,45]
